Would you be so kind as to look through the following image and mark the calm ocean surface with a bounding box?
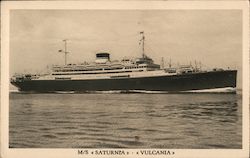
[9,92,242,148]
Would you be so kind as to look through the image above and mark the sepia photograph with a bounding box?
[1,1,249,158]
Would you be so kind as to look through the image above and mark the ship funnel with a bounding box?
[95,52,110,64]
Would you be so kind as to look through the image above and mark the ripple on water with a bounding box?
[42,134,58,139]
[9,93,242,148]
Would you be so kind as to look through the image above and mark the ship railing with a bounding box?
[11,75,25,82]
[164,68,177,74]
[212,68,224,71]
[11,73,40,82]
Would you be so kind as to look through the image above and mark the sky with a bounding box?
[10,10,242,87]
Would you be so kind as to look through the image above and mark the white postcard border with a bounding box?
[1,1,249,158]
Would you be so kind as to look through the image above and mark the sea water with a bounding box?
[9,91,242,148]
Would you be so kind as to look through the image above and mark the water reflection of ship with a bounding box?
[11,32,237,92]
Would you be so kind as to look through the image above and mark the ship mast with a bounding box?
[58,39,70,65]
[140,31,145,58]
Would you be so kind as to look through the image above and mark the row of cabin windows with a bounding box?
[125,66,147,69]
[53,66,148,72]
[53,68,122,72]
[51,70,146,75]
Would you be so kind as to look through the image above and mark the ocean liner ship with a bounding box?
[11,32,237,93]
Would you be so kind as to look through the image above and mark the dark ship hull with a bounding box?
[11,70,237,93]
